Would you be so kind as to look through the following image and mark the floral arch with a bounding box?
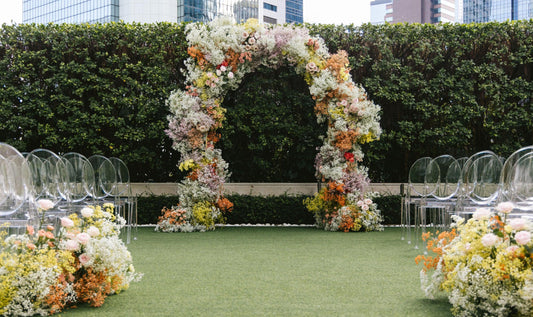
[156,18,383,232]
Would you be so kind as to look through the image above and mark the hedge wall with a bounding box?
[1,21,532,182]
[136,194,402,226]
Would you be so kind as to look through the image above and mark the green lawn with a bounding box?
[62,227,451,316]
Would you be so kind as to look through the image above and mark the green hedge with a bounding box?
[136,194,402,226]
[1,21,532,183]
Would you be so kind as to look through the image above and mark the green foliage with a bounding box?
[220,66,325,182]
[137,193,401,225]
[0,22,188,181]
[1,21,532,182]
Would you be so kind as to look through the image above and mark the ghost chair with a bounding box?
[109,157,136,243]
[457,150,503,219]
[62,152,95,212]
[406,157,438,250]
[0,143,33,235]
[508,151,533,220]
[422,155,462,231]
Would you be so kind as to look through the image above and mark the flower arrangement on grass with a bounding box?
[161,17,382,232]
[0,201,141,316]
[416,203,533,316]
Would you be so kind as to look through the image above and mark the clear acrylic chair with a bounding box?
[62,152,95,211]
[406,157,438,249]
[109,157,136,243]
[509,151,533,219]
[424,155,461,230]
[0,143,33,235]
[457,150,503,218]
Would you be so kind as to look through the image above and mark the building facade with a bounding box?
[372,0,463,24]
[22,0,302,24]
[370,0,392,24]
[463,0,533,23]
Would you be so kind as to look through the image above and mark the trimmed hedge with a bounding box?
[1,21,532,183]
[136,194,402,226]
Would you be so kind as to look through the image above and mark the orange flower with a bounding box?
[334,130,360,152]
[216,197,234,213]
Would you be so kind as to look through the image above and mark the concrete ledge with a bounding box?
[130,183,403,196]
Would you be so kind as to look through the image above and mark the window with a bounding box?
[263,15,277,24]
[263,2,277,12]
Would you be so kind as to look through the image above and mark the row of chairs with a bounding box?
[403,146,533,249]
[0,143,137,243]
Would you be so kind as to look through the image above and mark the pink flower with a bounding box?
[87,226,100,237]
[305,62,318,73]
[496,202,514,214]
[64,239,79,251]
[26,243,36,250]
[473,208,491,220]
[220,65,227,72]
[515,231,531,245]
[46,225,54,231]
[356,200,364,207]
[80,207,94,218]
[79,253,91,266]
[26,225,35,235]
[510,218,529,231]
[38,229,46,237]
[37,199,54,211]
[348,103,359,113]
[506,245,520,254]
[45,231,54,239]
[364,198,373,205]
[60,217,74,228]
[481,233,500,247]
[65,232,76,239]
[76,232,91,245]
[228,72,234,79]
[361,204,369,211]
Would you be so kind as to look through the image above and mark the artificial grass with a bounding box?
[62,227,451,316]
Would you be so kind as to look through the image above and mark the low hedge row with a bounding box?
[136,194,402,226]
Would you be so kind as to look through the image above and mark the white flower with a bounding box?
[216,69,222,76]
[220,65,227,72]
[79,253,91,266]
[473,208,491,220]
[481,233,500,247]
[60,217,74,228]
[81,207,94,218]
[364,198,372,205]
[361,204,369,211]
[87,226,100,237]
[64,239,80,251]
[496,202,514,214]
[37,199,54,211]
[515,231,531,245]
[510,218,529,231]
[228,72,234,79]
[76,232,91,245]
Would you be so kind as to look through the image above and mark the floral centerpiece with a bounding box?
[0,201,142,316]
[161,17,382,232]
[416,202,533,316]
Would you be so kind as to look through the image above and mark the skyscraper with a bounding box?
[463,0,533,23]
[371,0,464,24]
[22,0,302,25]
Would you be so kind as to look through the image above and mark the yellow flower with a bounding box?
[179,159,196,172]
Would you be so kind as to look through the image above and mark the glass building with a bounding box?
[463,0,533,23]
[23,0,119,24]
[22,0,298,24]
[285,0,303,23]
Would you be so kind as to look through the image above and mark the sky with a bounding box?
[0,0,370,26]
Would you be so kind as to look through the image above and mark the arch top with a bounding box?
[160,18,383,232]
